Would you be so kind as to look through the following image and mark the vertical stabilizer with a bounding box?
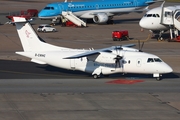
[13,17,67,52]
[14,17,43,51]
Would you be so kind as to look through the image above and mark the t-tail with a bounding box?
[13,17,68,52]
[14,17,69,64]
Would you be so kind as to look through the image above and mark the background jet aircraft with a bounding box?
[139,1,180,40]
[38,0,162,26]
[13,17,172,80]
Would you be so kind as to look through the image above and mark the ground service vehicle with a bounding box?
[6,9,38,21]
[112,30,129,41]
[37,24,56,32]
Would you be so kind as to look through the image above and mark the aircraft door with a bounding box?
[174,10,180,30]
[58,4,64,11]
[161,7,174,25]
[133,0,138,8]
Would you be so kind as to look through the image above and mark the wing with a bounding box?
[63,44,135,59]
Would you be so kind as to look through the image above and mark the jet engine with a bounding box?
[93,13,108,24]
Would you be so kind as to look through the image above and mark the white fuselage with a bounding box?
[139,5,180,31]
[139,7,169,31]
[18,48,172,75]
[14,16,173,79]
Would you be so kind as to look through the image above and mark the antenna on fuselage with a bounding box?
[138,40,144,52]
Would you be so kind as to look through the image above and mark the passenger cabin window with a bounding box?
[128,60,130,64]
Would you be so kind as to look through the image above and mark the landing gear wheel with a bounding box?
[157,37,163,41]
[118,38,122,41]
[93,74,98,79]
[156,77,161,81]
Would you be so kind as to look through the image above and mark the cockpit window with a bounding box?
[44,7,54,10]
[147,14,152,17]
[147,58,162,63]
[147,58,154,63]
[144,14,160,18]
[154,58,162,62]
[156,14,160,17]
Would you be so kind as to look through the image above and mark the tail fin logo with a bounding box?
[25,30,31,38]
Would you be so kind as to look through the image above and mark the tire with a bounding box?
[93,74,98,79]
[43,29,46,33]
[52,29,56,32]
[118,38,122,41]
[156,77,161,81]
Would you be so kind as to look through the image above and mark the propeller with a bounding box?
[113,46,123,68]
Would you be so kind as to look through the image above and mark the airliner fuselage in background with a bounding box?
[139,1,180,40]
[38,0,162,24]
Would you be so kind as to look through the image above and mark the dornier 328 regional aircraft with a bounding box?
[13,17,172,80]
[38,0,162,26]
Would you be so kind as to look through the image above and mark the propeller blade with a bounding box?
[114,55,123,68]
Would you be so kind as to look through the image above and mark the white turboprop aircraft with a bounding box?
[13,17,172,80]
[139,1,180,40]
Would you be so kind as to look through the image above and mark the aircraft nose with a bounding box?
[38,10,47,18]
[139,18,146,29]
[165,65,173,73]
[160,63,173,73]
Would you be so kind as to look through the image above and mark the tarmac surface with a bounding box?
[0,0,180,120]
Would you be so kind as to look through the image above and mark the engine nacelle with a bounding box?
[93,13,108,24]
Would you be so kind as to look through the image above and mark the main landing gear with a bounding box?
[93,74,109,79]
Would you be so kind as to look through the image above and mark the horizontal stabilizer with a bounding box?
[16,51,32,57]
[31,59,46,64]
[13,17,27,22]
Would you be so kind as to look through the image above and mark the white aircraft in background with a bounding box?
[38,0,162,26]
[13,17,172,80]
[139,1,180,40]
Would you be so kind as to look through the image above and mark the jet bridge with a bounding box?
[160,6,180,40]
[62,11,87,27]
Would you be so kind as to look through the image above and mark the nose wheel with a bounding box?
[156,77,161,81]
[154,74,162,81]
